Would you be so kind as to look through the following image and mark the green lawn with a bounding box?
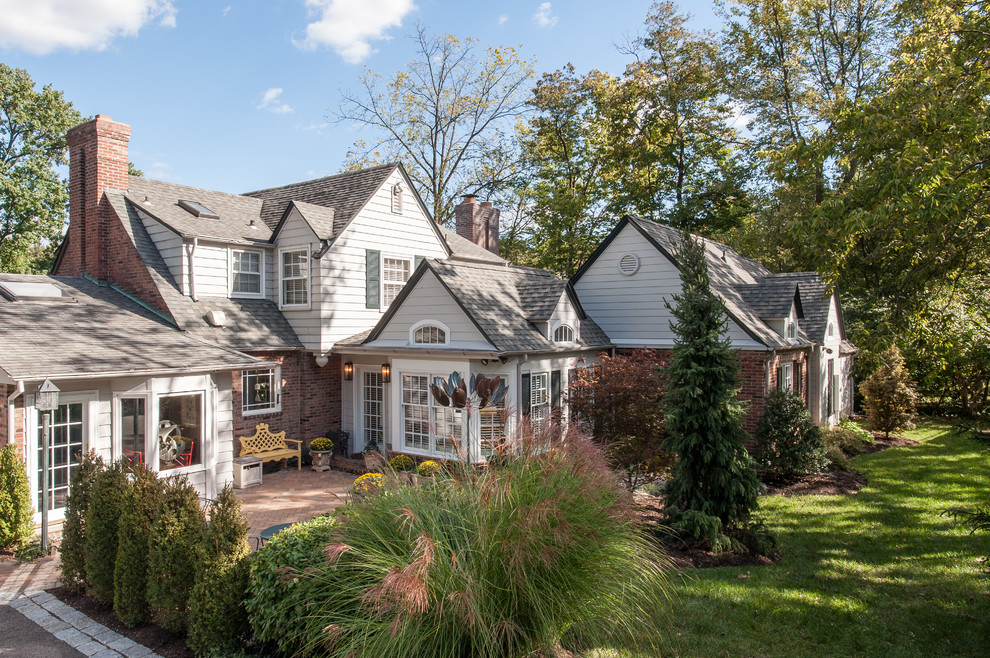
[663,420,990,657]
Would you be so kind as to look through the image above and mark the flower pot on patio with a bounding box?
[310,450,333,472]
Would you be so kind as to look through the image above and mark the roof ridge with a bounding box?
[128,175,252,201]
[242,162,398,196]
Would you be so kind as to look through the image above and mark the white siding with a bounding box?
[192,242,230,298]
[139,211,185,292]
[371,272,490,349]
[320,169,448,351]
[547,291,581,343]
[275,209,320,350]
[574,224,755,347]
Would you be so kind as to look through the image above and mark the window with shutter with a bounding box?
[366,249,381,309]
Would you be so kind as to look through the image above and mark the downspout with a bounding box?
[7,380,24,452]
[186,238,199,301]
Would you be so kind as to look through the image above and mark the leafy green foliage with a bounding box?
[147,477,207,633]
[246,514,339,654]
[250,432,670,657]
[388,454,415,472]
[60,450,101,591]
[0,64,82,272]
[861,345,918,438]
[754,390,828,482]
[188,485,252,656]
[113,464,164,627]
[663,230,760,536]
[0,444,34,549]
[568,349,675,489]
[84,459,128,605]
[822,419,876,469]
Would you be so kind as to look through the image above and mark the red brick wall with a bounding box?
[0,384,7,448]
[0,389,26,457]
[617,347,771,437]
[765,348,812,406]
[231,351,342,456]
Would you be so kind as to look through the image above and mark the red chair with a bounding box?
[123,450,143,468]
[175,440,194,467]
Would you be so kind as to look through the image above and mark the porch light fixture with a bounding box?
[479,359,489,366]
[381,362,391,383]
[36,379,60,554]
[343,362,354,381]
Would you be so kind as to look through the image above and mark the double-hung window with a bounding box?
[401,373,466,456]
[382,257,410,308]
[242,367,281,415]
[778,362,794,392]
[280,249,309,307]
[530,372,550,429]
[231,249,263,296]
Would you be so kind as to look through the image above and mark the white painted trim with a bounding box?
[381,253,413,310]
[409,319,451,346]
[229,246,266,299]
[240,365,282,416]
[550,320,577,345]
[278,246,312,310]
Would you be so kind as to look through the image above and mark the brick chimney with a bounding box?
[454,195,500,256]
[62,115,131,279]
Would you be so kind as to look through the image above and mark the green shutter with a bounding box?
[551,370,562,410]
[414,255,424,269]
[366,249,381,309]
[521,374,531,416]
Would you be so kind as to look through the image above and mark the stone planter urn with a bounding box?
[310,450,333,472]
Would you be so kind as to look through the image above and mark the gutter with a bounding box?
[11,363,260,382]
[7,380,24,451]
[186,238,199,301]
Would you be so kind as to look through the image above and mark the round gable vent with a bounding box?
[618,253,640,276]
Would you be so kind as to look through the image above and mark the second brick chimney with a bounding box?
[62,115,131,279]
[454,195,500,256]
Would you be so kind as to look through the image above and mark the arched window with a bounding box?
[391,183,403,214]
[553,324,575,343]
[786,321,797,339]
[414,325,446,344]
[827,322,835,338]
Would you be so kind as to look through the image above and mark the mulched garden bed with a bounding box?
[49,587,194,658]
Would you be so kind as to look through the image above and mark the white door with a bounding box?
[34,400,87,518]
[359,370,384,451]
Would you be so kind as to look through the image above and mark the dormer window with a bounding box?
[391,183,403,214]
[786,321,797,340]
[231,249,263,297]
[411,321,449,345]
[553,324,575,343]
[828,323,835,338]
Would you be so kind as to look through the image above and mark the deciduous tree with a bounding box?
[0,63,81,272]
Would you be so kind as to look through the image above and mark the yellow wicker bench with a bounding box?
[238,423,302,470]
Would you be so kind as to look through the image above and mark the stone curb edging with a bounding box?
[7,591,162,658]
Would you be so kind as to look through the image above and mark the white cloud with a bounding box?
[257,88,294,114]
[0,1,176,55]
[295,0,417,64]
[498,14,508,26]
[222,6,232,16]
[532,2,558,29]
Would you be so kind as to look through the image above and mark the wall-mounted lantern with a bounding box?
[381,362,391,383]
[343,362,354,381]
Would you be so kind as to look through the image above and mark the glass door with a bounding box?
[362,371,384,450]
[36,401,85,513]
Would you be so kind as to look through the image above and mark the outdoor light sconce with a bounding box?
[381,362,391,383]
[343,362,354,381]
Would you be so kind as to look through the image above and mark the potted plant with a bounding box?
[309,437,334,472]
[417,460,443,485]
[388,454,416,485]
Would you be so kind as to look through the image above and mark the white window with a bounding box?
[280,249,309,307]
[786,321,797,340]
[382,257,410,307]
[414,325,446,344]
[401,374,431,452]
[530,372,550,429]
[480,377,507,457]
[828,322,835,338]
[553,324,575,343]
[242,367,281,415]
[157,393,204,471]
[778,362,794,392]
[362,371,384,449]
[36,401,86,513]
[231,249,263,297]
[391,183,403,214]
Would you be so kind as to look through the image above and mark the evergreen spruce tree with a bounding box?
[114,464,164,627]
[663,230,760,547]
[84,459,129,605]
[188,485,252,655]
[860,345,917,439]
[60,450,102,592]
[147,477,207,633]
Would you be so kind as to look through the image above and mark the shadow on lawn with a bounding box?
[668,423,990,658]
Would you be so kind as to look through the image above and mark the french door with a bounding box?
[362,371,384,450]
[36,401,85,513]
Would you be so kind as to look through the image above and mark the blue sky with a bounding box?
[1,1,722,194]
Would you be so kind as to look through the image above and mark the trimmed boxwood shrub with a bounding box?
[114,464,164,626]
[246,514,339,655]
[147,476,207,633]
[60,450,102,592]
[85,459,129,605]
[0,444,34,550]
[754,390,827,483]
[188,485,252,656]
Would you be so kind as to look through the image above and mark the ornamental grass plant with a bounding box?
[250,427,671,657]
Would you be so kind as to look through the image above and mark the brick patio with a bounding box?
[234,466,357,543]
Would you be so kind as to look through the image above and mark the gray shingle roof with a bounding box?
[0,275,261,380]
[107,191,303,351]
[125,177,270,245]
[759,272,833,343]
[437,226,507,264]
[735,277,801,319]
[245,163,397,231]
[351,260,610,353]
[290,201,336,241]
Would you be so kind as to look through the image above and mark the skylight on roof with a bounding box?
[0,280,64,301]
[178,199,220,219]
